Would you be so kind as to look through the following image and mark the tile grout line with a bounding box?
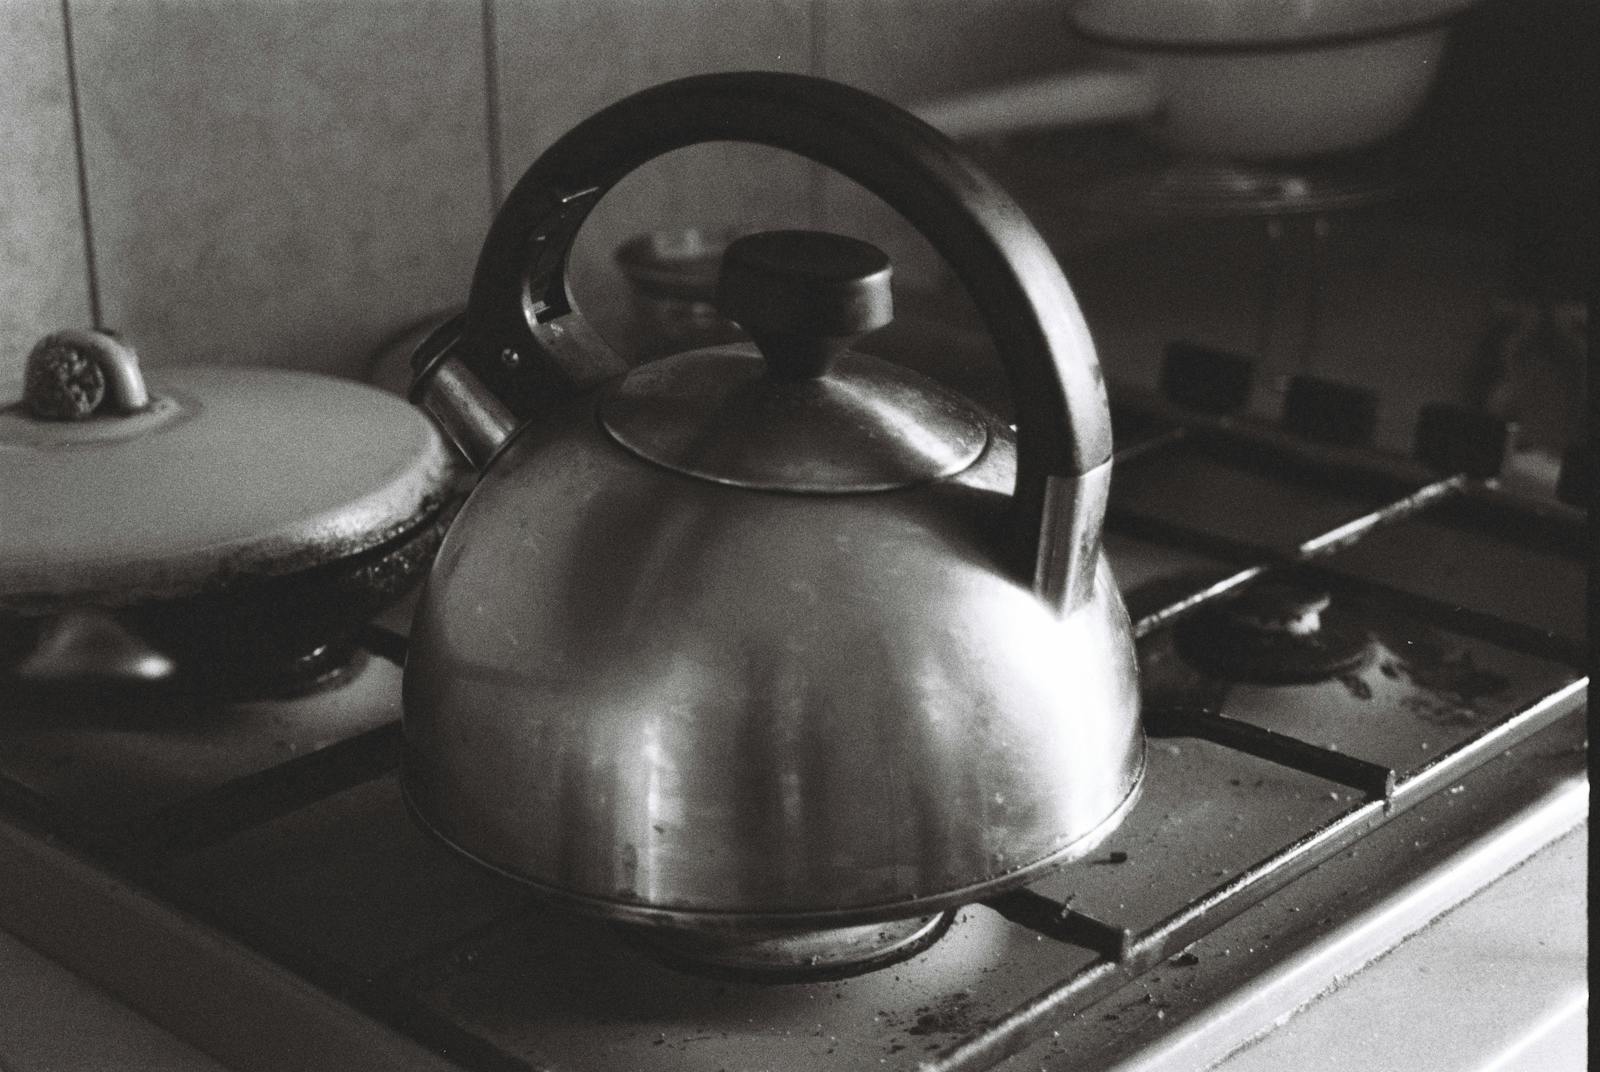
[57,0,104,331]
[58,0,102,329]
[481,0,506,213]
[808,0,829,229]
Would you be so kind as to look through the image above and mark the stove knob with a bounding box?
[1281,375,1378,447]
[1160,341,1253,415]
[1413,402,1508,478]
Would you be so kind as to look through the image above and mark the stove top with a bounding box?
[0,384,1586,1071]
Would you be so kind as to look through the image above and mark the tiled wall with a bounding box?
[1,1,92,383]
[1,0,1075,387]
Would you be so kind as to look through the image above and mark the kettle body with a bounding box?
[404,349,1141,925]
[403,72,1143,930]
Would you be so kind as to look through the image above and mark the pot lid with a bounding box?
[1,330,453,612]
[599,231,989,493]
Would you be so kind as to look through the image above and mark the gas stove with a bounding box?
[0,369,1586,1071]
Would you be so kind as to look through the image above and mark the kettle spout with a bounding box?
[407,315,518,471]
[408,307,631,472]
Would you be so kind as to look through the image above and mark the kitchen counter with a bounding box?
[0,926,225,1072]
[1208,823,1587,1072]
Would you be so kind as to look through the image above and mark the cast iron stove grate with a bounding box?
[0,389,1586,1072]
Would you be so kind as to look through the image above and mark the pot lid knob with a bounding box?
[715,230,893,379]
[22,329,151,420]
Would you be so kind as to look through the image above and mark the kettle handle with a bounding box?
[439,72,1114,608]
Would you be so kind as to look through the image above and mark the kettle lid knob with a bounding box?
[716,231,893,379]
[600,229,988,493]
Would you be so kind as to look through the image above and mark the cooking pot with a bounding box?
[0,329,455,694]
[402,72,1142,954]
[914,0,1479,160]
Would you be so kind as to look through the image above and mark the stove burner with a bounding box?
[1174,580,1374,684]
[0,611,369,702]
[619,911,955,984]
[197,638,366,698]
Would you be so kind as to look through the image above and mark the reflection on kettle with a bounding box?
[400,72,1143,981]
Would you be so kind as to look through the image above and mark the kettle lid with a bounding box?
[599,231,990,492]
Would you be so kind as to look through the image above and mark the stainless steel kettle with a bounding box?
[403,73,1142,939]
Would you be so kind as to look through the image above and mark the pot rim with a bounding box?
[1070,0,1476,55]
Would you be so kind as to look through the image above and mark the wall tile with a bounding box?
[0,0,93,393]
[492,0,818,350]
[817,0,1081,293]
[70,0,493,378]
[820,0,1075,103]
